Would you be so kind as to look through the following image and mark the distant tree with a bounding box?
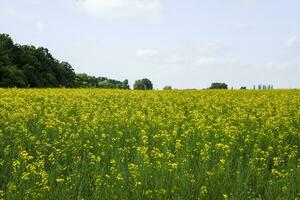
[134,78,153,90]
[0,33,143,89]
[98,80,114,88]
[122,79,130,89]
[74,74,130,89]
[57,62,76,87]
[0,65,27,87]
[0,34,14,67]
[0,33,78,88]
[163,85,172,90]
[74,73,90,88]
[240,86,247,90]
[208,82,228,89]
[22,64,41,87]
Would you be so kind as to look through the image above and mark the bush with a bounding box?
[163,86,172,90]
[209,82,228,89]
[133,78,153,90]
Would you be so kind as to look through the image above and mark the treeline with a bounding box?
[1,33,276,91]
[0,33,129,89]
[75,73,129,89]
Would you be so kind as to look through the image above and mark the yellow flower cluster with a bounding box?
[0,89,299,199]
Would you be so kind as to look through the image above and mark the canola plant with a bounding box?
[0,89,299,199]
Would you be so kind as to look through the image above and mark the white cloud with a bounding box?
[195,57,238,66]
[286,35,300,48]
[36,21,44,32]
[78,0,162,20]
[136,49,159,57]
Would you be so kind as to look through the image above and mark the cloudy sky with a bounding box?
[1,0,300,89]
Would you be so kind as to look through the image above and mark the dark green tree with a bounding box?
[209,82,228,89]
[0,33,77,88]
[122,79,130,89]
[163,85,172,90]
[0,33,135,89]
[0,34,14,67]
[0,65,27,87]
[133,78,153,90]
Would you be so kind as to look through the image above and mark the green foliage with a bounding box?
[0,33,130,89]
[74,73,130,89]
[163,85,172,90]
[0,34,14,67]
[122,79,130,89]
[134,78,153,90]
[0,65,27,87]
[209,82,228,89]
[0,33,76,88]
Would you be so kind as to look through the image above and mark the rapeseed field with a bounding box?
[0,89,299,199]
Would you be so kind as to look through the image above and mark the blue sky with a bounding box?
[1,0,300,89]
